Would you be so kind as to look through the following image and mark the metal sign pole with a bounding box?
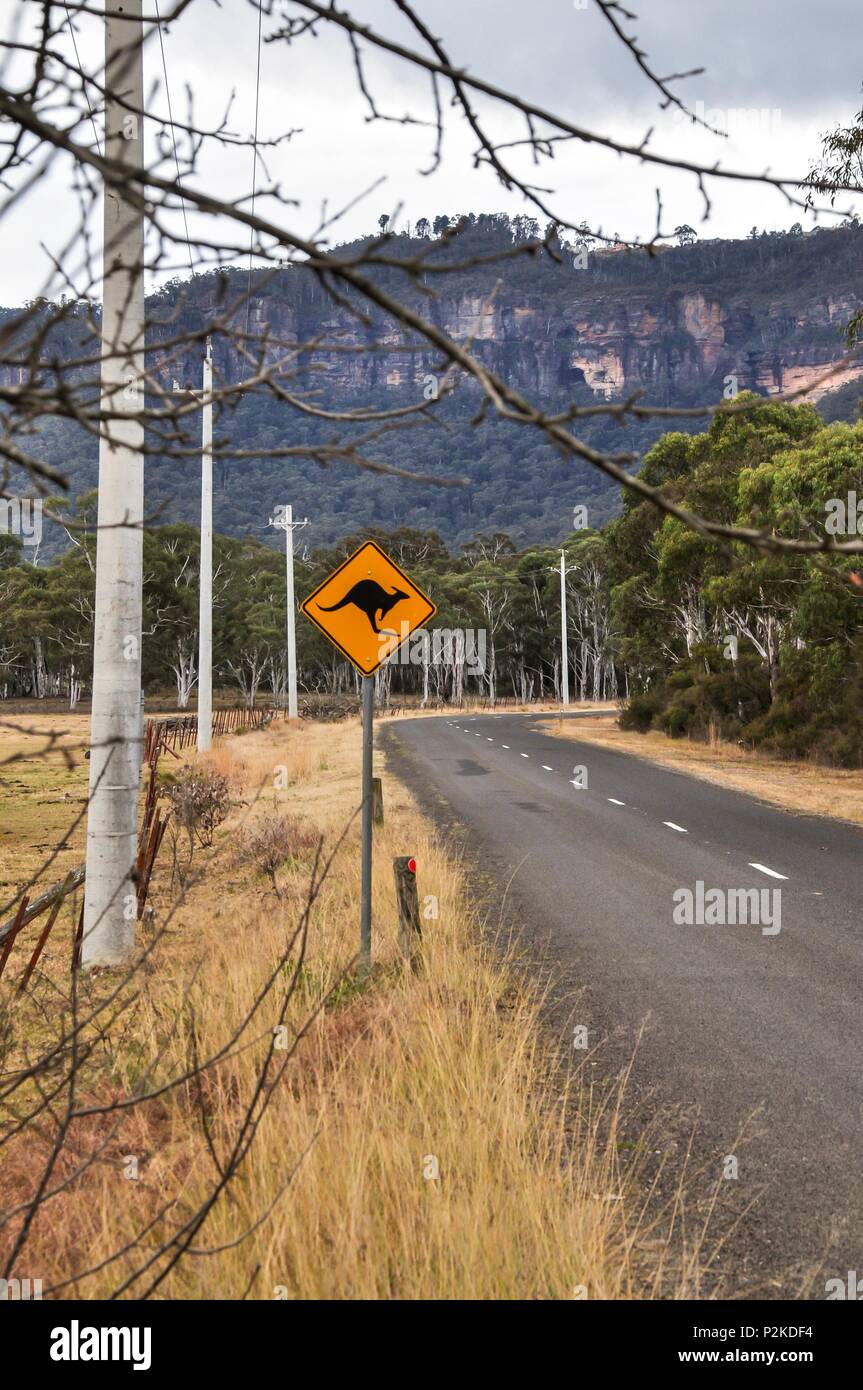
[298,541,436,972]
[360,675,374,968]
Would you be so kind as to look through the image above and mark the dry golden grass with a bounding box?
[541,713,863,827]
[0,713,90,902]
[1,712,708,1300]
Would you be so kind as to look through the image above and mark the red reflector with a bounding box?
[407,858,416,874]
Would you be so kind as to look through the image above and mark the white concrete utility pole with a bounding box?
[171,343,214,749]
[82,0,145,968]
[198,339,214,751]
[271,506,308,719]
[560,549,570,707]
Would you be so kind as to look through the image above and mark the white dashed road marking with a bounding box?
[520,753,529,759]
[542,765,553,772]
[749,862,788,880]
[663,821,688,833]
[501,744,509,749]
[607,798,625,806]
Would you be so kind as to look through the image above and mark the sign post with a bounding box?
[360,675,374,968]
[301,541,436,966]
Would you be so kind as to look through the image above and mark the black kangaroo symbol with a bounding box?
[317,579,409,635]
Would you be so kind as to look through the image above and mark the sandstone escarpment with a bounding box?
[142,230,863,408]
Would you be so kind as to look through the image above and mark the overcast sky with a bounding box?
[2,0,861,303]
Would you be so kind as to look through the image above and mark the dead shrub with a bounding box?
[163,766,232,850]
[241,814,318,894]
[162,767,232,888]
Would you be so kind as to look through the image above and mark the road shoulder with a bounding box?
[538,712,863,829]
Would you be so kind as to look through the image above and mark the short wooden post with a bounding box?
[372,776,384,826]
[0,894,29,981]
[393,856,421,966]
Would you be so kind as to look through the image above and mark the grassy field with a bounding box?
[0,713,90,912]
[0,709,707,1300]
[541,713,863,827]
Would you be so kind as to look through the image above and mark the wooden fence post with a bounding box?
[393,856,421,966]
[373,776,384,826]
[17,871,76,995]
[0,895,29,981]
[72,898,84,973]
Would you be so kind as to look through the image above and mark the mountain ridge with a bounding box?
[5,217,863,554]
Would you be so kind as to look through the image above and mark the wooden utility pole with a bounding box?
[82,0,145,967]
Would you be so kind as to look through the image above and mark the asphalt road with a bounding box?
[385,710,863,1297]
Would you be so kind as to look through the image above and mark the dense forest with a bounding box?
[5,214,863,559]
[3,395,862,763]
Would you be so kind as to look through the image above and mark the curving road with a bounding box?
[384,710,863,1298]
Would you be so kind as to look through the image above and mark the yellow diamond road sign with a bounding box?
[301,541,437,677]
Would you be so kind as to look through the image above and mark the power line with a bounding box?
[245,0,264,339]
[63,2,102,156]
[153,0,194,274]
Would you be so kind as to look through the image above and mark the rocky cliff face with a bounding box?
[141,229,863,409]
[8,226,863,553]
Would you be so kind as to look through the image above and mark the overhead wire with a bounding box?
[63,2,102,156]
[153,0,194,275]
[245,0,264,339]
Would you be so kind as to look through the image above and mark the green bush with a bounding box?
[658,701,690,738]
[620,691,662,732]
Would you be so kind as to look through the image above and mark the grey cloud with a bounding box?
[390,0,861,121]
